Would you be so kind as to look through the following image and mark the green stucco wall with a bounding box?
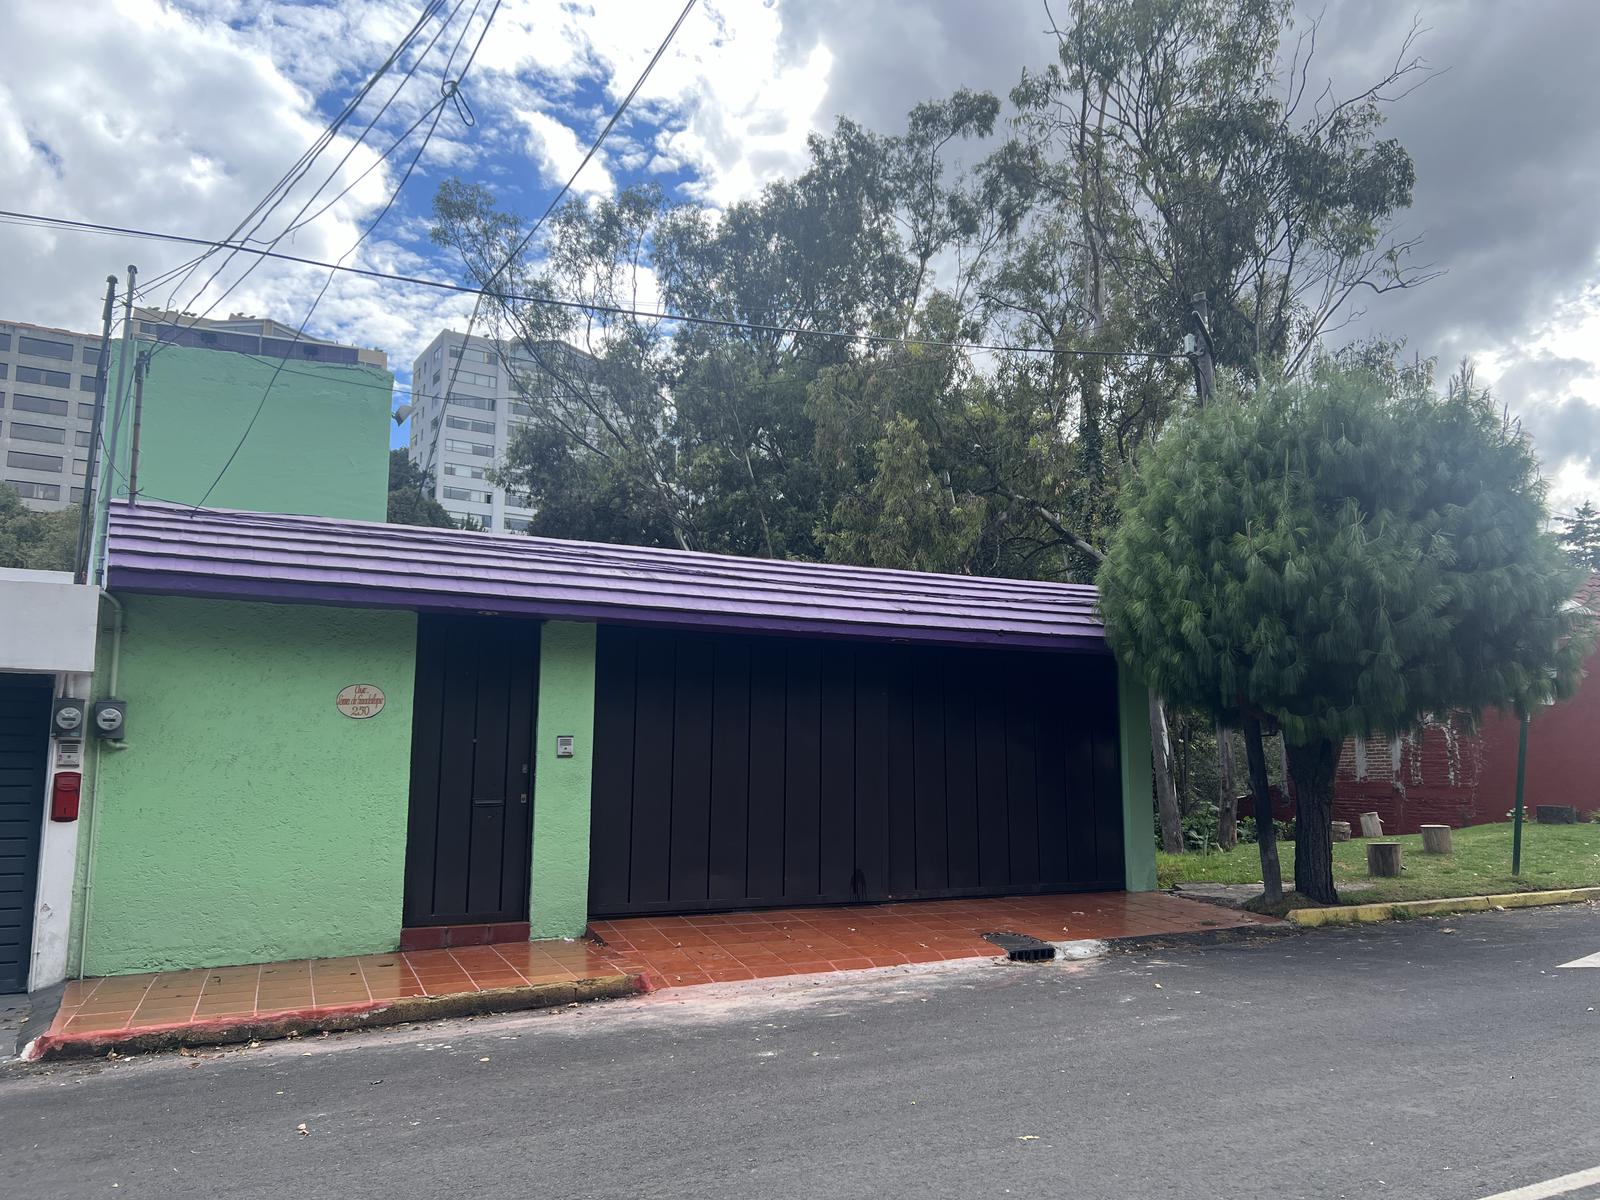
[528,621,597,939]
[74,595,417,975]
[1117,665,1158,891]
[103,345,391,520]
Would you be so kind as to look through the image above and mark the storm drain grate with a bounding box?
[981,931,1056,963]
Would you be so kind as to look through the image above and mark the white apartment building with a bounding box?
[407,328,597,532]
[1,312,387,513]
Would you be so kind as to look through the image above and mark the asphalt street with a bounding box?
[3,904,1599,1200]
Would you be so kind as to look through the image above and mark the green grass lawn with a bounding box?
[1157,820,1600,905]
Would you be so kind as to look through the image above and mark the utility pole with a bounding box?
[89,265,138,585]
[1187,291,1215,406]
[75,275,119,584]
[1512,712,1529,875]
[127,350,148,505]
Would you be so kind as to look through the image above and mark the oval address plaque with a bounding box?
[336,684,386,719]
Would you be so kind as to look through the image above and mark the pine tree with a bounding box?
[1097,367,1594,904]
[1558,500,1600,571]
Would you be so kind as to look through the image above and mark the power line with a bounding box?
[146,0,467,353]
[192,0,505,510]
[437,0,700,454]
[0,209,1190,362]
[148,0,453,315]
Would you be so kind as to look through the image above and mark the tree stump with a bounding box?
[1367,842,1403,877]
[1420,824,1453,854]
[1330,821,1352,842]
[1359,811,1384,839]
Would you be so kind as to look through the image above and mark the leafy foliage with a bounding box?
[385,449,455,529]
[1098,365,1594,899]
[1100,368,1589,737]
[0,485,78,572]
[1558,500,1600,571]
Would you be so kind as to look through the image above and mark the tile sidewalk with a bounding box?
[592,891,1276,985]
[27,892,1277,1060]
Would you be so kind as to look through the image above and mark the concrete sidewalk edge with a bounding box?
[1288,886,1600,927]
[21,973,646,1063]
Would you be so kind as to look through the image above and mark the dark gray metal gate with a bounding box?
[588,627,1124,917]
[0,674,51,993]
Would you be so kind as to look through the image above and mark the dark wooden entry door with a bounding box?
[0,674,51,993]
[588,627,1125,917]
[404,616,538,927]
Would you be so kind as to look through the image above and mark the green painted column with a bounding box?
[1117,664,1158,892]
[529,621,598,939]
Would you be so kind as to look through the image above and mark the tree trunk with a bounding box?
[1216,722,1239,851]
[1149,691,1183,853]
[1241,714,1282,904]
[1286,737,1340,905]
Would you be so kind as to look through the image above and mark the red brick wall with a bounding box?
[1474,657,1600,822]
[1316,722,1490,835]
[1285,576,1598,832]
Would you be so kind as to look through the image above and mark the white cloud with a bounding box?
[515,109,614,197]
[5,0,1593,504]
[478,0,833,209]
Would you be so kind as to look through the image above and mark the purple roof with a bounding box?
[104,501,1107,652]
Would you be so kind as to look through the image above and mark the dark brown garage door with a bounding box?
[588,626,1124,917]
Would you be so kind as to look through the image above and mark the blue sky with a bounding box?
[3,0,1599,508]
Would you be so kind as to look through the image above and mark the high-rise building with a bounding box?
[408,328,599,532]
[1,312,391,514]
[0,320,113,511]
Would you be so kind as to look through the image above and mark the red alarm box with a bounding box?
[51,770,82,822]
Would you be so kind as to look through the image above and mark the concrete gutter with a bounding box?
[23,974,645,1063]
[1288,886,1600,927]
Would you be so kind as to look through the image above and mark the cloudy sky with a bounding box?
[2,0,1597,512]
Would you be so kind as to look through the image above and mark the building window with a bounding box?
[12,394,68,416]
[444,439,493,457]
[5,478,60,500]
[6,451,64,473]
[443,462,486,480]
[0,364,8,380]
[70,486,84,504]
[504,515,532,532]
[446,415,496,435]
[79,375,97,392]
[82,346,101,366]
[75,430,92,448]
[78,402,96,420]
[16,365,70,388]
[442,486,491,503]
[451,369,497,388]
[18,335,74,361]
[449,393,495,412]
[71,459,88,477]
[0,332,10,351]
[11,422,66,445]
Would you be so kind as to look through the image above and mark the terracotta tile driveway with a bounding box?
[591,891,1274,987]
[42,892,1273,1049]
